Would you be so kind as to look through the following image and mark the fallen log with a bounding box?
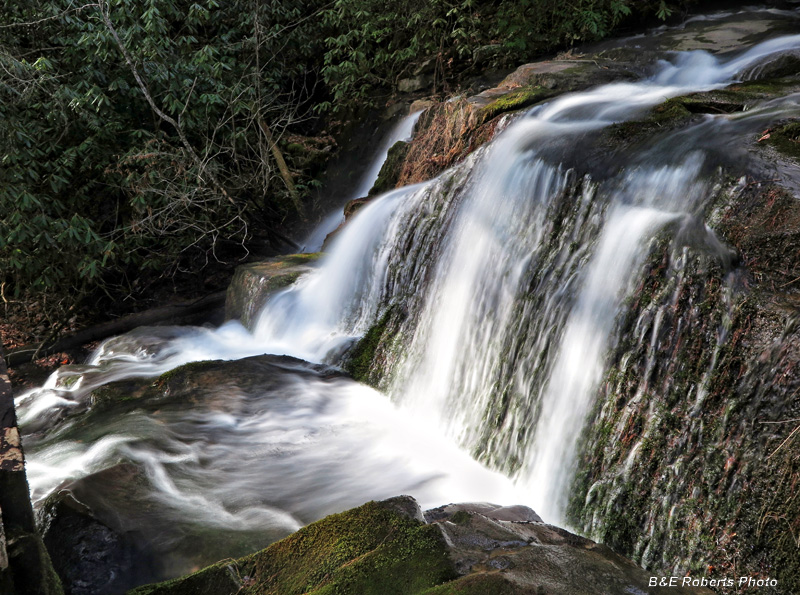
[5,291,226,368]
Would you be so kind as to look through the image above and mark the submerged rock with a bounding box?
[128,496,711,595]
[30,355,351,591]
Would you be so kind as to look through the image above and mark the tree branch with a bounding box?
[97,0,236,205]
[258,118,303,215]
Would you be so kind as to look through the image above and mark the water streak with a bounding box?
[301,110,423,252]
[16,29,800,576]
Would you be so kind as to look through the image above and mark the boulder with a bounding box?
[472,44,503,66]
[224,254,321,328]
[1,349,64,595]
[398,75,432,93]
[39,490,150,595]
[128,496,712,595]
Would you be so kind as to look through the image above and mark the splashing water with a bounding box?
[16,30,800,577]
[301,109,423,253]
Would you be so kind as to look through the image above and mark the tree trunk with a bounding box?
[0,347,63,594]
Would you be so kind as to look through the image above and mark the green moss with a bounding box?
[154,360,212,387]
[128,500,456,595]
[609,76,800,148]
[369,140,410,196]
[766,121,800,160]
[449,511,471,526]
[344,307,397,386]
[478,85,554,122]
[279,253,322,267]
[6,532,65,595]
[265,271,302,291]
[420,574,523,595]
[608,97,694,142]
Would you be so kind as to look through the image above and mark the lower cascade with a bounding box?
[11,8,800,593]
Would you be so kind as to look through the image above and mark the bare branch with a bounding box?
[97,0,236,205]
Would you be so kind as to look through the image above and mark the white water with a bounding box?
[16,30,800,573]
[386,33,800,523]
[300,109,423,252]
[25,374,519,525]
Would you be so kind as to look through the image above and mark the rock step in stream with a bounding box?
[128,496,710,595]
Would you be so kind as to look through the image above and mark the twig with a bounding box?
[97,0,235,205]
[767,424,800,460]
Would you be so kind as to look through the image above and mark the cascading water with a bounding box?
[14,19,800,583]
[300,109,423,253]
[385,32,800,523]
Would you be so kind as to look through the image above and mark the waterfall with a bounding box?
[382,34,800,523]
[14,28,800,576]
[300,109,423,253]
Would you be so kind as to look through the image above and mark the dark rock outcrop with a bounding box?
[1,348,63,595]
[39,490,152,595]
[127,496,711,595]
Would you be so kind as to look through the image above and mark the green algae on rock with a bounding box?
[128,496,713,595]
[127,497,456,595]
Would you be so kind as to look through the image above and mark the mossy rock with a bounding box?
[369,140,410,196]
[225,253,321,328]
[5,532,64,595]
[343,196,371,220]
[278,253,324,267]
[765,120,800,160]
[606,75,800,148]
[419,573,523,595]
[477,85,556,122]
[127,498,456,595]
[344,306,405,388]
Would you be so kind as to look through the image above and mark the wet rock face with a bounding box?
[39,491,151,595]
[127,496,712,595]
[1,350,64,595]
[426,501,712,595]
[224,253,321,328]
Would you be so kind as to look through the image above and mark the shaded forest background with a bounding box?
[0,0,694,346]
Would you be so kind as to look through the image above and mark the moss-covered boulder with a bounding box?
[368,140,410,196]
[764,119,800,161]
[127,496,457,595]
[129,496,714,595]
[343,305,407,389]
[225,254,322,329]
[5,531,64,595]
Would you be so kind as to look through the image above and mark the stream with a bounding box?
[15,5,800,588]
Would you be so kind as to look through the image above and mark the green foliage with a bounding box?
[1,0,695,321]
[320,0,694,107]
[0,0,326,316]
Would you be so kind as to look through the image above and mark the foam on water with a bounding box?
[17,31,800,567]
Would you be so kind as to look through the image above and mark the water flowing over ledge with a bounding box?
[15,19,800,586]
